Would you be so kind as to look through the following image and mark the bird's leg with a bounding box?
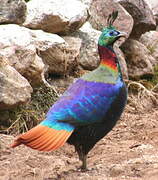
[77,151,87,171]
[75,145,88,171]
[80,154,87,171]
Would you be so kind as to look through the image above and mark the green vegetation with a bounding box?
[0,85,58,135]
[151,65,158,86]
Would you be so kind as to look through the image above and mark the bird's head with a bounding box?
[98,11,126,47]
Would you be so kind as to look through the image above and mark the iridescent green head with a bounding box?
[98,11,126,47]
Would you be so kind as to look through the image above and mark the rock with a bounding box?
[114,46,128,80]
[80,0,92,7]
[73,22,101,70]
[144,170,158,180]
[0,56,33,110]
[30,30,66,52]
[0,24,45,86]
[30,29,66,75]
[0,0,26,24]
[39,36,81,75]
[62,36,82,75]
[117,0,156,39]
[145,1,158,25]
[23,0,89,34]
[0,24,80,77]
[140,31,158,62]
[152,5,158,25]
[32,29,81,75]
[145,0,158,10]
[121,39,156,78]
[23,52,45,86]
[89,0,133,44]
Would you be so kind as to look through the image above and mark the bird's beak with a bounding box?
[118,31,127,38]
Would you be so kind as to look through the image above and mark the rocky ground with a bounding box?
[1,104,158,180]
[1,0,158,179]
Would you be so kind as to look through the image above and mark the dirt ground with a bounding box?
[0,103,158,180]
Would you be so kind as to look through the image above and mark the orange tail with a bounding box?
[10,125,73,151]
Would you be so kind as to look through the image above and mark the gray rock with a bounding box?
[39,36,81,75]
[121,39,156,78]
[80,0,92,7]
[23,0,89,34]
[0,56,33,110]
[0,24,45,86]
[117,0,156,39]
[31,29,81,75]
[153,5,158,25]
[145,0,158,10]
[114,45,128,80]
[0,0,26,24]
[140,31,158,62]
[89,0,133,43]
[62,36,82,75]
[73,22,101,70]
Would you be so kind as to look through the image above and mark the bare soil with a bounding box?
[1,104,158,180]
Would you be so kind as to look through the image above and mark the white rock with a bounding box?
[121,39,156,78]
[74,22,101,70]
[140,31,158,62]
[30,29,66,51]
[24,0,89,34]
[0,0,26,24]
[0,24,45,85]
[145,0,158,9]
[31,29,81,75]
[0,56,33,109]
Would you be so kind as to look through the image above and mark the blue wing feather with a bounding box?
[40,78,123,130]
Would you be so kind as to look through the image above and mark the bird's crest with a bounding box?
[107,10,118,28]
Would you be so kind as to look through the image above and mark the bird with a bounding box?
[11,11,127,171]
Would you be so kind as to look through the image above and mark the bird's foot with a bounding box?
[77,165,91,172]
[77,167,88,172]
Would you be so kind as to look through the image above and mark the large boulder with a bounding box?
[0,0,26,24]
[80,0,92,7]
[140,31,158,62]
[121,39,156,78]
[23,0,89,34]
[62,36,82,75]
[114,46,128,80]
[89,0,133,43]
[0,24,45,86]
[40,36,81,75]
[0,56,33,110]
[0,24,80,82]
[31,30,81,75]
[145,0,158,10]
[117,0,156,39]
[145,0,158,24]
[150,3,158,25]
[73,22,101,70]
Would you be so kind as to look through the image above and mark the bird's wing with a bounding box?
[46,79,121,126]
[11,78,121,151]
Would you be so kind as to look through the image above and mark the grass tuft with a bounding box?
[0,84,59,135]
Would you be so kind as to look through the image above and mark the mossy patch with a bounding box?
[151,65,158,86]
[0,84,58,135]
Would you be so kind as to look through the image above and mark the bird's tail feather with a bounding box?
[10,125,73,151]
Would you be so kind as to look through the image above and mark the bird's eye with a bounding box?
[109,31,119,36]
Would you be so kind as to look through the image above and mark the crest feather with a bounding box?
[107,11,118,27]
